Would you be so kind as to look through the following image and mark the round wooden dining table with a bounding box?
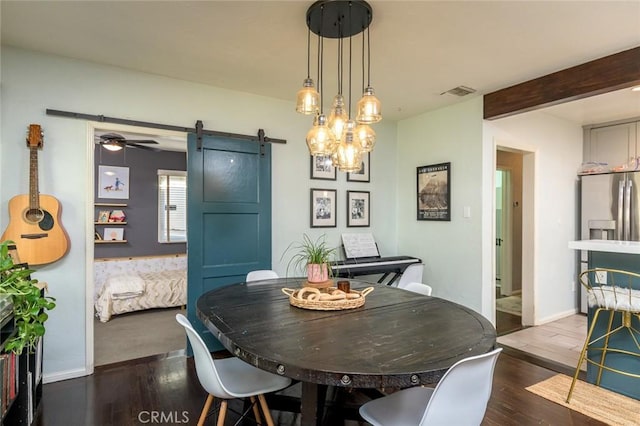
[196,278,496,426]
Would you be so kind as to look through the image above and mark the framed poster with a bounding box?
[310,154,336,180]
[310,188,337,228]
[417,162,451,221]
[347,152,370,182]
[98,165,130,199]
[103,227,124,241]
[347,190,370,227]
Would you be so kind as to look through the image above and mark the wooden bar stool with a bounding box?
[566,268,640,402]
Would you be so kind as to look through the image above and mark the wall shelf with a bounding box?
[94,222,127,225]
[95,203,128,207]
[95,240,128,244]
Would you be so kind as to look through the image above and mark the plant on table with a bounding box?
[0,240,56,354]
[282,234,336,283]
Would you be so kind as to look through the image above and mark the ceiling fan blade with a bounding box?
[123,139,158,144]
[128,142,162,152]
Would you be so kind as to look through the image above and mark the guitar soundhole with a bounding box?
[24,209,54,231]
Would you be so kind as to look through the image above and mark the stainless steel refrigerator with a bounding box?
[579,171,640,311]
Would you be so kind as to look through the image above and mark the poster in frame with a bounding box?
[98,165,130,199]
[347,190,370,227]
[417,162,451,221]
[310,188,337,228]
[310,154,336,180]
[347,152,370,182]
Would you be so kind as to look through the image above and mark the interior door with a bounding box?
[187,133,272,351]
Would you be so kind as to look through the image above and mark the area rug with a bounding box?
[496,295,521,316]
[526,374,640,425]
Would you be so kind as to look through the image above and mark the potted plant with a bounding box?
[0,240,56,354]
[282,234,336,283]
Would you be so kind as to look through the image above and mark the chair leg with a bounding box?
[596,310,616,386]
[217,400,228,426]
[257,394,275,426]
[198,394,214,426]
[567,308,603,402]
[250,396,264,425]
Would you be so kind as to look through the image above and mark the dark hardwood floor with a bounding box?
[496,310,524,336]
[33,347,605,426]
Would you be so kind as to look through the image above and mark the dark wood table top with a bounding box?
[196,278,496,389]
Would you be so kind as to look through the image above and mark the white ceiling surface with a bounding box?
[2,0,640,139]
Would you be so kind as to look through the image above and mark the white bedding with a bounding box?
[95,269,186,322]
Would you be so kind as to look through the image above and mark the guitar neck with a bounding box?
[29,147,40,211]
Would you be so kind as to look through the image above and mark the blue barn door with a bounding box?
[187,133,272,351]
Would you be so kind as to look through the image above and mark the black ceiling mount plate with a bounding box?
[306,0,372,39]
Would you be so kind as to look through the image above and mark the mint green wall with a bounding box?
[396,98,485,312]
[0,47,398,380]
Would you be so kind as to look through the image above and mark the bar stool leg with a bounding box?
[567,308,603,403]
[596,310,617,386]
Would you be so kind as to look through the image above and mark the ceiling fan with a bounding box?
[97,133,161,152]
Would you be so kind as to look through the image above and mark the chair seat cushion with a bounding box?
[359,386,434,426]
[588,285,640,312]
[215,357,292,398]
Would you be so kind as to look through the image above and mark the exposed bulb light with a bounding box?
[306,114,337,155]
[328,94,348,142]
[355,123,376,152]
[356,86,382,124]
[296,78,320,115]
[336,120,363,172]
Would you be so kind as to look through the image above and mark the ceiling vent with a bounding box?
[441,86,477,97]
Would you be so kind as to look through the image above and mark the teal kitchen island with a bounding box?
[569,239,640,400]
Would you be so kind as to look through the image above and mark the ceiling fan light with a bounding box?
[103,142,124,152]
[296,78,320,115]
[306,114,337,156]
[356,86,382,124]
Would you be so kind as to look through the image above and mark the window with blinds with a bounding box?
[158,169,187,243]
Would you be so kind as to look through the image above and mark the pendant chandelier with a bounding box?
[295,0,382,173]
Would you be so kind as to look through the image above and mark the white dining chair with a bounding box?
[176,314,292,426]
[359,347,502,426]
[246,270,279,282]
[393,263,425,288]
[400,281,433,296]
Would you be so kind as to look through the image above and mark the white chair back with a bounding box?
[246,270,279,282]
[175,314,234,399]
[394,263,425,287]
[401,281,433,296]
[420,347,502,425]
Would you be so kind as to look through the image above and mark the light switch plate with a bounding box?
[595,270,607,284]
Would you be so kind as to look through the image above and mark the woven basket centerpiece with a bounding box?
[282,286,374,311]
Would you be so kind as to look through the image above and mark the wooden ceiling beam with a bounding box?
[483,46,640,120]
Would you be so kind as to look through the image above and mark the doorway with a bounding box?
[495,150,524,335]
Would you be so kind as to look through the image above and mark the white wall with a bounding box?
[484,111,583,324]
[396,98,485,313]
[0,47,398,380]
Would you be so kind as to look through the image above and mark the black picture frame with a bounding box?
[347,190,370,227]
[417,162,451,221]
[310,154,336,180]
[347,152,370,182]
[310,188,337,228]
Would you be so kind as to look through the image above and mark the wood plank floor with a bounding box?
[34,349,604,426]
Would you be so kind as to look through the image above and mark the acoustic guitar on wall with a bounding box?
[1,124,69,265]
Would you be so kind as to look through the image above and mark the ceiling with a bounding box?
[2,1,640,134]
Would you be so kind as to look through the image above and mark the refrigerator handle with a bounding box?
[625,179,632,241]
[618,180,625,240]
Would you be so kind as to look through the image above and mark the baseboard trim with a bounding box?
[43,367,90,384]
[534,308,579,325]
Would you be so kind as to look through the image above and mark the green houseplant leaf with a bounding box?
[281,233,337,277]
[0,240,56,354]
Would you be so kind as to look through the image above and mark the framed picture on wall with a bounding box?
[98,165,130,199]
[310,188,337,228]
[417,162,451,221]
[347,190,370,227]
[103,227,124,241]
[310,154,336,180]
[347,152,370,182]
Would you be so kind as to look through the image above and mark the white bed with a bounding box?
[95,269,186,322]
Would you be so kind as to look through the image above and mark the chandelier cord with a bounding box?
[361,25,365,93]
[306,25,311,79]
[319,6,324,112]
[348,3,352,119]
[367,25,371,87]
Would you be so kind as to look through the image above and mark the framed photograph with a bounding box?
[417,162,451,221]
[347,190,370,227]
[310,154,336,180]
[98,165,130,199]
[310,188,337,228]
[103,227,124,241]
[347,152,370,182]
[97,210,111,223]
